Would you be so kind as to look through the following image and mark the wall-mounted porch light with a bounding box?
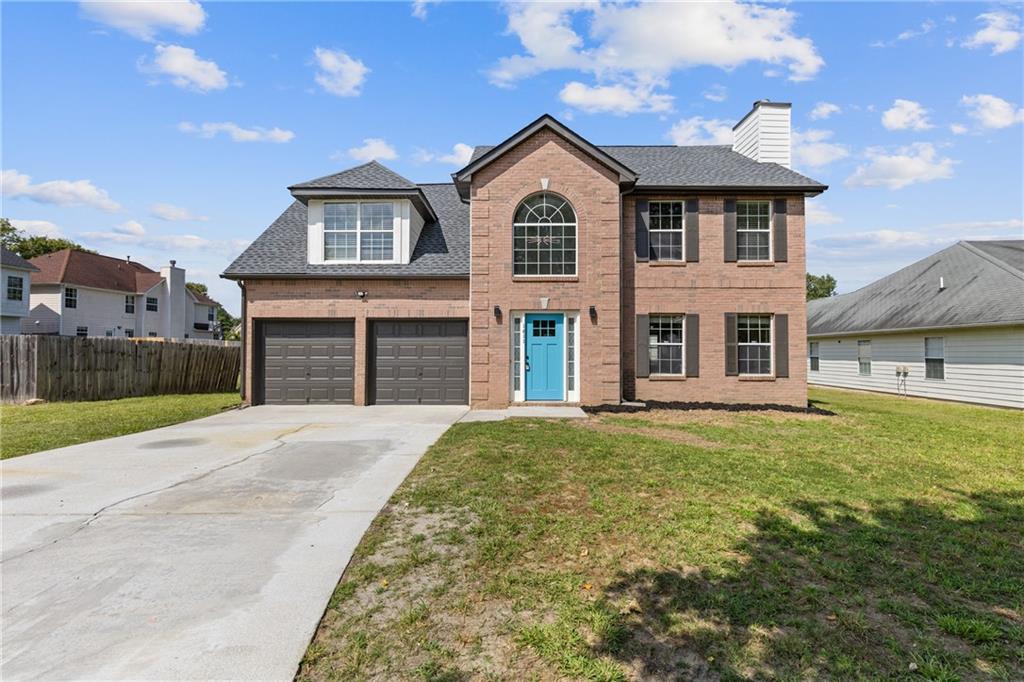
[356,290,367,299]
[589,305,598,321]
[493,305,502,320]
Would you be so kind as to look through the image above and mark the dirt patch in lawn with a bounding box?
[579,415,723,449]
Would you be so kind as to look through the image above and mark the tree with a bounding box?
[0,218,95,259]
[807,273,838,301]
[185,282,208,297]
[188,281,239,339]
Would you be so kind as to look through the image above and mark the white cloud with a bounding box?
[415,142,474,166]
[80,220,246,254]
[2,169,121,212]
[178,121,294,143]
[347,138,397,162]
[960,94,1024,129]
[963,11,1022,55]
[150,202,209,222]
[667,117,734,145]
[411,0,440,20]
[805,201,842,226]
[559,81,673,115]
[845,143,956,190]
[950,123,969,135]
[815,219,1024,253]
[312,47,369,97]
[80,0,206,41]
[489,2,822,114]
[898,19,936,41]
[141,44,228,92]
[792,129,850,168]
[9,219,62,238]
[703,84,727,102]
[809,101,841,120]
[881,99,933,131]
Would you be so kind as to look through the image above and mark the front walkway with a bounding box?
[0,404,466,681]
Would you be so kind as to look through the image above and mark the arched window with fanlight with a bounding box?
[512,192,577,276]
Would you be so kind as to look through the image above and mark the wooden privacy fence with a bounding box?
[1,335,240,403]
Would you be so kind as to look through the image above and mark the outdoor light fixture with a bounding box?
[493,305,502,319]
[589,305,597,320]
[356,290,367,299]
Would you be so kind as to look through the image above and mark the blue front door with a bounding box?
[525,313,564,401]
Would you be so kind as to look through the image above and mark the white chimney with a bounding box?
[732,100,792,169]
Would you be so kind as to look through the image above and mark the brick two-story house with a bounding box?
[223,102,826,407]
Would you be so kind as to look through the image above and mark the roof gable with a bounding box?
[1,247,39,271]
[289,160,418,191]
[808,240,1024,336]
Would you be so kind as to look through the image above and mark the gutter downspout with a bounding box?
[238,280,247,402]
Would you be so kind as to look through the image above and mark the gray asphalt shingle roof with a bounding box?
[469,144,825,190]
[1,247,39,271]
[288,161,418,190]
[807,240,1024,336]
[222,183,468,278]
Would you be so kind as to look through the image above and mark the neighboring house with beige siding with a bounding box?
[1,247,39,334]
[224,104,828,408]
[24,249,218,339]
[807,240,1024,409]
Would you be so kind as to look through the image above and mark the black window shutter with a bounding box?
[635,200,650,262]
[635,314,650,378]
[724,313,738,376]
[775,313,789,378]
[685,198,699,263]
[685,314,700,377]
[773,198,788,263]
[724,198,737,262]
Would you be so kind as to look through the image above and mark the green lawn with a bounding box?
[300,388,1024,681]
[1,392,240,459]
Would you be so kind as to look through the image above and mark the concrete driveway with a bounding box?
[1,404,466,681]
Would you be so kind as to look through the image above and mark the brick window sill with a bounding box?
[738,375,776,382]
[647,261,687,267]
[511,276,579,283]
[736,261,776,267]
[648,374,686,381]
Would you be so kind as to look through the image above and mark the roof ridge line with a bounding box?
[958,240,1024,281]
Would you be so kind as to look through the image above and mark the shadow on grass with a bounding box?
[597,490,1024,680]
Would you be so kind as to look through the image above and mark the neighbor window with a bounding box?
[649,201,684,261]
[148,332,157,337]
[125,295,135,314]
[512,192,577,276]
[858,340,872,375]
[323,201,394,262]
[208,308,215,322]
[809,341,820,372]
[146,297,158,312]
[76,326,88,337]
[65,287,78,309]
[736,200,771,261]
[124,330,134,337]
[105,330,113,337]
[738,314,772,375]
[648,315,684,375]
[925,337,944,380]
[7,275,23,301]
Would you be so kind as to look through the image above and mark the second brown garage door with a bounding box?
[371,320,468,405]
[262,320,354,404]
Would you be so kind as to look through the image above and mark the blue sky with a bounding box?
[3,1,1022,315]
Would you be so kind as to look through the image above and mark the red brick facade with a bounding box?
[242,128,809,408]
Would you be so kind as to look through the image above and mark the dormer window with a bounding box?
[324,201,395,262]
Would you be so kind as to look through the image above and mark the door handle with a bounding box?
[525,356,530,372]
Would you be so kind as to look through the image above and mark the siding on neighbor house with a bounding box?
[808,325,1024,409]
[24,284,62,334]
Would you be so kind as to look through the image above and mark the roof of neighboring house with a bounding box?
[466,143,825,191]
[807,240,1024,337]
[222,183,469,278]
[1,247,39,271]
[187,287,220,307]
[29,249,165,294]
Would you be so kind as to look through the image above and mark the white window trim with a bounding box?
[736,199,773,263]
[648,314,685,376]
[510,311,580,403]
[809,341,820,372]
[857,340,872,376]
[146,296,159,312]
[125,295,135,314]
[64,287,78,309]
[924,336,945,381]
[648,201,686,262]
[738,313,774,377]
[321,200,401,265]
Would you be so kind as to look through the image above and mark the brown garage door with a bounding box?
[372,320,468,405]
[262,320,354,404]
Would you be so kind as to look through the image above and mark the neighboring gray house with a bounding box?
[807,240,1024,409]
[1,248,39,334]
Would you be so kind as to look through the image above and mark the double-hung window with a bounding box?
[648,315,684,375]
[858,340,872,375]
[925,337,944,379]
[736,201,771,261]
[809,341,820,372]
[649,201,683,261]
[146,297,159,312]
[76,326,88,337]
[7,275,23,301]
[323,202,395,262]
[65,287,78,309]
[738,314,772,375]
[125,295,135,314]
[208,307,215,322]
